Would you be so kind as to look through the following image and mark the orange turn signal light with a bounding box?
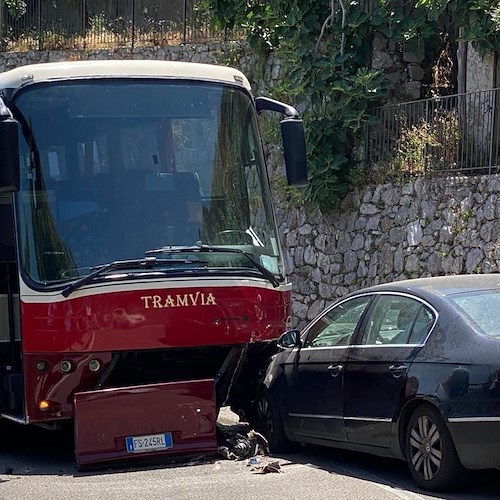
[39,400,50,412]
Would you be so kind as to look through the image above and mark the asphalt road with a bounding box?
[0,410,497,500]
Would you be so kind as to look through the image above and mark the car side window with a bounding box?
[408,306,434,344]
[305,296,372,348]
[358,295,434,345]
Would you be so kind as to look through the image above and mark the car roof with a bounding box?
[356,274,500,298]
[0,60,252,92]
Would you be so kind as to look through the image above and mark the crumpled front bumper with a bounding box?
[74,379,217,467]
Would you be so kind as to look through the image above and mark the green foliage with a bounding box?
[5,0,27,19]
[270,175,305,211]
[205,0,499,211]
[417,0,500,54]
[258,114,281,145]
[205,1,392,210]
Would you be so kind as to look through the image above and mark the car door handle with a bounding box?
[389,364,408,378]
[327,364,344,377]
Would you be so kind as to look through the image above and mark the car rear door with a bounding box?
[285,295,372,443]
[343,293,435,448]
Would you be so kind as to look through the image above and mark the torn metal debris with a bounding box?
[217,428,269,460]
[251,460,282,474]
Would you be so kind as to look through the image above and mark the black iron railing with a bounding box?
[365,88,500,177]
[0,0,235,51]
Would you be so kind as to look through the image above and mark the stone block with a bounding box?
[407,64,424,81]
[403,40,425,63]
[373,32,388,50]
[400,81,422,100]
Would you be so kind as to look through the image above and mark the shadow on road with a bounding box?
[0,419,76,475]
[276,445,500,500]
[0,419,218,477]
[1,418,498,500]
[0,406,249,477]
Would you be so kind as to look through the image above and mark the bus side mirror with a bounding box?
[0,119,20,193]
[0,97,20,193]
[280,118,307,187]
[255,96,308,187]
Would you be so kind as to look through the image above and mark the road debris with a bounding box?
[217,428,269,460]
[251,460,281,474]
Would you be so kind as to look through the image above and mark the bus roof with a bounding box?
[0,59,252,92]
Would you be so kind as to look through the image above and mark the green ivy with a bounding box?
[417,0,500,55]
[204,0,499,211]
[5,0,27,19]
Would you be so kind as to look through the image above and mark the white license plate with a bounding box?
[126,432,173,453]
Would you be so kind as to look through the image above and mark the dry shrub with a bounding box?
[389,108,461,178]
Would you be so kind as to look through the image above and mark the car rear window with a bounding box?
[449,290,500,338]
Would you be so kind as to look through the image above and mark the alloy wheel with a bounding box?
[408,414,442,481]
[255,394,294,453]
[256,396,273,436]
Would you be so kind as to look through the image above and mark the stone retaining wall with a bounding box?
[279,175,500,329]
[0,44,228,71]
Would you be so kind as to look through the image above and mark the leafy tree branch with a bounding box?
[205,0,499,210]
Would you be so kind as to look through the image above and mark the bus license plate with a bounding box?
[126,432,173,453]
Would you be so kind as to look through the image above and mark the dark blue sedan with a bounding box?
[255,274,500,492]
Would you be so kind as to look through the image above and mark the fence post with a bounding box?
[38,0,42,51]
[0,1,3,51]
[183,0,187,44]
[131,0,136,50]
[82,0,86,49]
[488,90,497,174]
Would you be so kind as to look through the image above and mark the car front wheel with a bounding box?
[405,405,465,492]
[255,393,294,453]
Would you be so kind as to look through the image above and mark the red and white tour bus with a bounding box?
[0,60,307,466]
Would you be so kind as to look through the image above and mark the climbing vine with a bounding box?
[204,0,500,210]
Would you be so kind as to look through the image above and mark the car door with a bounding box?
[285,295,373,443]
[343,293,436,448]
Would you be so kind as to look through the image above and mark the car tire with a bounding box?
[405,405,465,492]
[255,393,294,454]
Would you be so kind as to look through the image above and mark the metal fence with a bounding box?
[0,0,233,51]
[365,88,500,177]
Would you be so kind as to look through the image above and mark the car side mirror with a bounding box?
[277,329,302,349]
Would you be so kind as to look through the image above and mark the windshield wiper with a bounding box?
[145,245,285,287]
[61,256,208,297]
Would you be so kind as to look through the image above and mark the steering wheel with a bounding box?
[214,230,253,245]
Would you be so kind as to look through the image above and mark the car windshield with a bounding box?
[449,289,500,338]
[13,80,282,285]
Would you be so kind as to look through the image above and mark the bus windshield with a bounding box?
[13,80,283,285]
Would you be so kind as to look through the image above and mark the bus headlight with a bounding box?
[88,359,101,372]
[36,360,48,371]
[59,360,73,373]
